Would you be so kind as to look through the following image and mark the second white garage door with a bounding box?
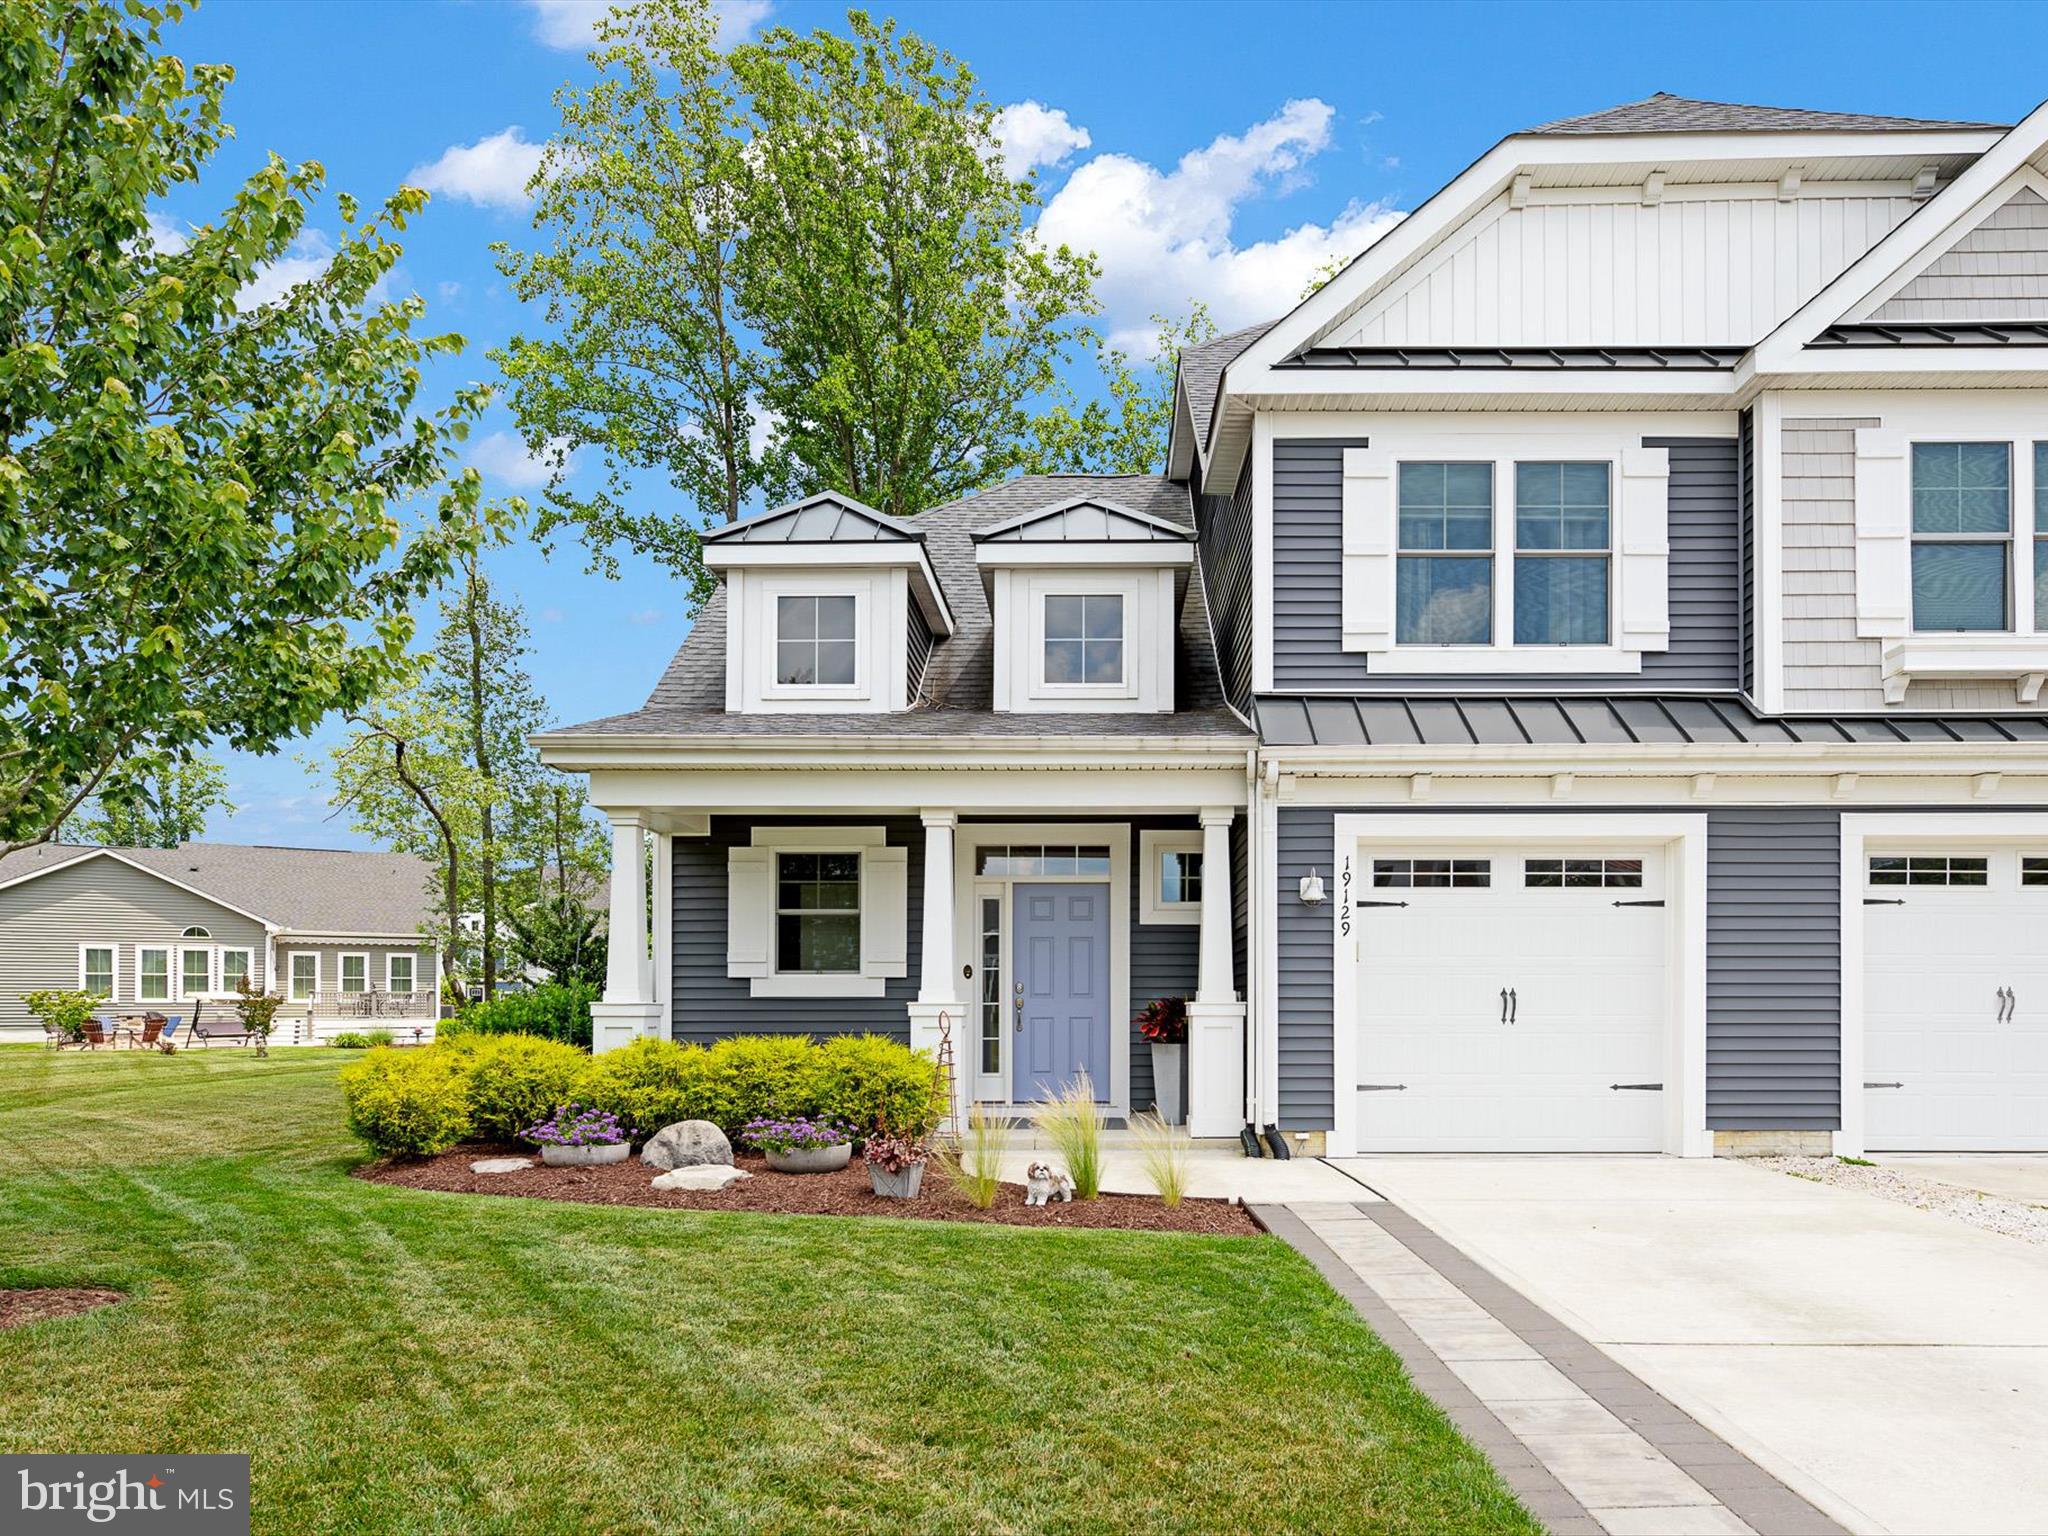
[1355,846,1669,1152]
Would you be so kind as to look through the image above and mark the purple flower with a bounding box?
[740,1115,853,1153]
[521,1102,633,1148]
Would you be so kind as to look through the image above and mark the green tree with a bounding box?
[68,755,235,847]
[1022,307,1219,477]
[0,0,501,855]
[493,1,1097,599]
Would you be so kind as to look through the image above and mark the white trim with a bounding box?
[1030,582,1135,700]
[653,830,674,1035]
[748,825,888,849]
[739,826,904,998]
[77,942,117,999]
[950,822,1133,1120]
[285,951,320,1002]
[760,581,869,703]
[1328,812,1710,1158]
[702,538,954,635]
[750,973,886,999]
[1836,810,2048,1157]
[337,952,370,995]
[385,951,417,994]
[135,944,171,1005]
[1253,413,1276,692]
[0,846,279,928]
[218,947,254,994]
[973,543,1193,570]
[1138,829,1205,925]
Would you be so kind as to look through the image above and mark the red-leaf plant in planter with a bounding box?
[1134,996,1189,1126]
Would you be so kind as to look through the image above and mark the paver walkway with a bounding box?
[1260,1200,1845,1536]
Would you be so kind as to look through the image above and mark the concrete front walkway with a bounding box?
[1330,1156,2048,1536]
[992,1134,1369,1202]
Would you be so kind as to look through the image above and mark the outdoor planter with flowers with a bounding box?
[1135,996,1189,1125]
[861,1129,930,1198]
[523,1104,634,1166]
[742,1115,854,1173]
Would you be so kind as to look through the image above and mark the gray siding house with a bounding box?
[541,93,2048,1158]
[0,843,439,1043]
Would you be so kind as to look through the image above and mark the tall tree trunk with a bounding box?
[464,560,498,1000]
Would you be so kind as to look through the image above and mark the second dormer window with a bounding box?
[1043,593,1125,687]
[776,594,859,686]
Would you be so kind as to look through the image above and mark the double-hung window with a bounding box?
[388,954,416,994]
[180,947,211,998]
[775,594,858,687]
[289,954,318,1002]
[1911,442,2010,632]
[1042,594,1124,687]
[1396,462,1494,645]
[340,955,368,994]
[775,852,861,974]
[138,947,170,1003]
[81,946,114,998]
[1514,463,1610,645]
[220,950,251,993]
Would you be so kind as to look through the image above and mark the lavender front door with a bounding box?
[1011,883,1111,1103]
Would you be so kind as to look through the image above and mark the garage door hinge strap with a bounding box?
[1863,898,1906,906]
[1357,900,1409,908]
[1609,1082,1663,1091]
[1864,1081,1904,1089]
[1612,899,1665,907]
[1357,1083,1409,1092]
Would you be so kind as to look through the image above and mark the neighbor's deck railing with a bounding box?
[298,989,440,1020]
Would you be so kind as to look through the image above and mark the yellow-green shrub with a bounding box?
[452,1034,595,1142]
[340,1048,473,1158]
[807,1034,943,1137]
[687,1035,815,1135]
[578,1038,709,1135]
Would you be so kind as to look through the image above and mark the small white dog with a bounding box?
[1024,1161,1075,1206]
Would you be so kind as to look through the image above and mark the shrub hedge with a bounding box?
[440,982,597,1050]
[339,1031,944,1158]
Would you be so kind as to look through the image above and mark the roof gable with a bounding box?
[1860,182,2048,323]
[701,492,920,544]
[971,496,1195,544]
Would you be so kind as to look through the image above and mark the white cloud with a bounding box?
[525,0,772,50]
[409,127,546,212]
[1031,99,1405,347]
[239,228,340,311]
[993,101,1091,179]
[144,209,189,255]
[470,431,576,491]
[627,608,664,627]
[437,280,463,302]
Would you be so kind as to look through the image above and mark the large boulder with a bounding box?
[651,1165,751,1192]
[641,1119,733,1170]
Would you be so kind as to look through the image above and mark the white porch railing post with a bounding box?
[592,812,660,1053]
[1187,807,1247,1137]
[909,811,961,1124]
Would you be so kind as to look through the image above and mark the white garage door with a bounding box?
[1865,847,2048,1151]
[1355,846,1669,1152]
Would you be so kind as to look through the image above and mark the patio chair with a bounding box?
[81,1019,113,1049]
[133,1017,164,1049]
[41,1020,71,1049]
[158,1017,182,1050]
[186,1002,252,1048]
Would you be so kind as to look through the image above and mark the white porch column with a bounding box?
[591,812,661,1053]
[1187,806,1247,1137]
[908,810,963,1126]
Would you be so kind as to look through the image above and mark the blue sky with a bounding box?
[173,0,2048,847]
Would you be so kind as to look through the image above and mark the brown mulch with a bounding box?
[360,1147,1260,1236]
[0,1287,124,1330]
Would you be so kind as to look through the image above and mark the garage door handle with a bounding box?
[1509,987,1517,1024]
[1500,988,1509,1024]
[1998,986,2015,1023]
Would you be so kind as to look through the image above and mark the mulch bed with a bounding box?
[1,1288,124,1330]
[361,1147,1260,1236]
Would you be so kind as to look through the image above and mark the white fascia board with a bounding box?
[584,764,1254,815]
[1229,369,1743,405]
[973,543,1193,570]
[550,735,1255,772]
[1262,741,2048,778]
[1753,102,2048,371]
[1752,348,2048,385]
[704,541,955,636]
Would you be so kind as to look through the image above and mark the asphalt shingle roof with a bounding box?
[1178,322,1275,455]
[1530,93,2007,137]
[549,473,1251,742]
[0,842,437,934]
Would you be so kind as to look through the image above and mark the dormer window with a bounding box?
[1042,593,1125,688]
[973,496,1195,715]
[775,594,860,688]
[701,493,953,716]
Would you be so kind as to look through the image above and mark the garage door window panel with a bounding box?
[1372,857,1490,889]
[1868,854,1990,887]
[1525,856,1643,889]
[2023,856,2048,887]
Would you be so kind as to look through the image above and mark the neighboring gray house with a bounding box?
[0,842,439,1043]
[540,94,2048,1159]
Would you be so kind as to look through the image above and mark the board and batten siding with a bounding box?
[1270,437,1741,692]
[1780,418,2041,711]
[671,816,923,1044]
[0,856,268,1036]
[1868,186,2048,322]
[1326,189,1919,348]
[1196,463,1255,714]
[1127,816,1204,1117]
[1275,805,1850,1135]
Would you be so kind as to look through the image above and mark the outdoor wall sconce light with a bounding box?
[1298,868,1326,904]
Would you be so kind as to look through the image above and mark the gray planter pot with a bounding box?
[1150,1042,1185,1125]
[766,1143,853,1174]
[540,1142,631,1168]
[867,1160,927,1198]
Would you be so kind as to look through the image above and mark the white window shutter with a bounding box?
[1617,445,1671,653]
[1853,429,1910,638]
[861,845,909,979]
[1340,447,1395,652]
[726,846,771,978]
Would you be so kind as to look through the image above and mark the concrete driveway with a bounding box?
[1329,1155,2048,1536]
[1876,1154,2048,1207]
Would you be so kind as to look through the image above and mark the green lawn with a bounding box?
[0,1047,1537,1536]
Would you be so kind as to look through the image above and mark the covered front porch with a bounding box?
[579,751,1253,1137]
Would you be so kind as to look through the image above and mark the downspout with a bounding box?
[1243,747,1260,1137]
[1259,756,1282,1148]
